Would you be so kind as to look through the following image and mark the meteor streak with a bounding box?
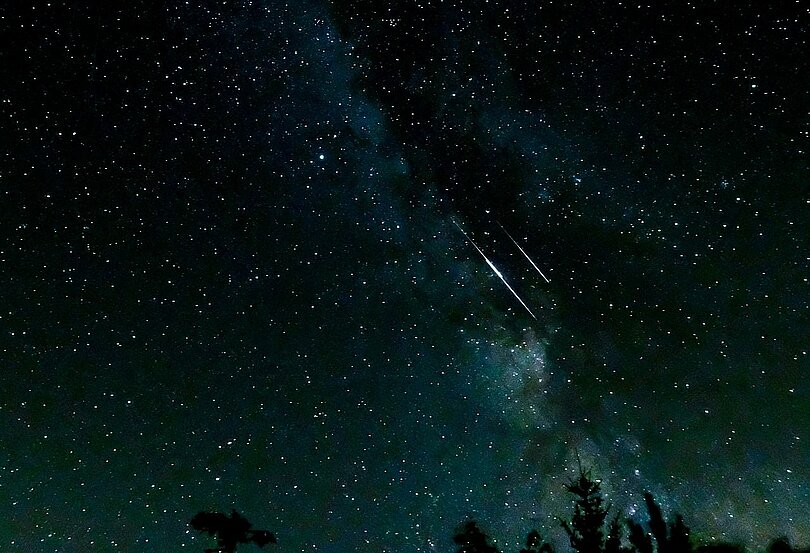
[452,220,537,320]
[498,222,551,284]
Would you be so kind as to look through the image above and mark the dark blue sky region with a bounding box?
[1,1,808,552]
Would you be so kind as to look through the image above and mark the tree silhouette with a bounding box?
[767,537,810,553]
[521,529,555,553]
[605,515,633,553]
[446,467,805,553]
[632,492,693,553]
[645,493,669,553]
[627,519,653,553]
[668,514,692,553]
[769,538,794,553]
[189,510,276,553]
[560,468,610,553]
[453,520,500,553]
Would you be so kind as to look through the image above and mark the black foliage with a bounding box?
[767,538,810,553]
[637,492,694,553]
[627,520,653,553]
[194,472,807,553]
[189,510,276,553]
[560,468,610,553]
[521,529,555,553]
[769,539,793,553]
[454,521,500,553]
[443,466,810,553]
[668,515,692,553]
[605,515,631,553]
[448,467,701,553]
[645,493,669,553]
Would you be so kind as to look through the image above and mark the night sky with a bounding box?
[1,1,808,552]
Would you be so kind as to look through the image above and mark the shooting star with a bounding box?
[453,220,537,320]
[498,222,551,284]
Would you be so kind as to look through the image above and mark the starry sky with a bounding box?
[1,1,808,552]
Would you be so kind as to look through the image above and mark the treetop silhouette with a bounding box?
[521,529,555,553]
[190,510,276,553]
[185,469,808,553]
[453,520,501,553]
[560,468,611,553]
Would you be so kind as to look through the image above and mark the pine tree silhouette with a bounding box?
[627,519,653,553]
[668,515,692,553]
[605,515,634,553]
[441,469,804,553]
[560,468,610,553]
[636,492,692,553]
[644,493,669,553]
